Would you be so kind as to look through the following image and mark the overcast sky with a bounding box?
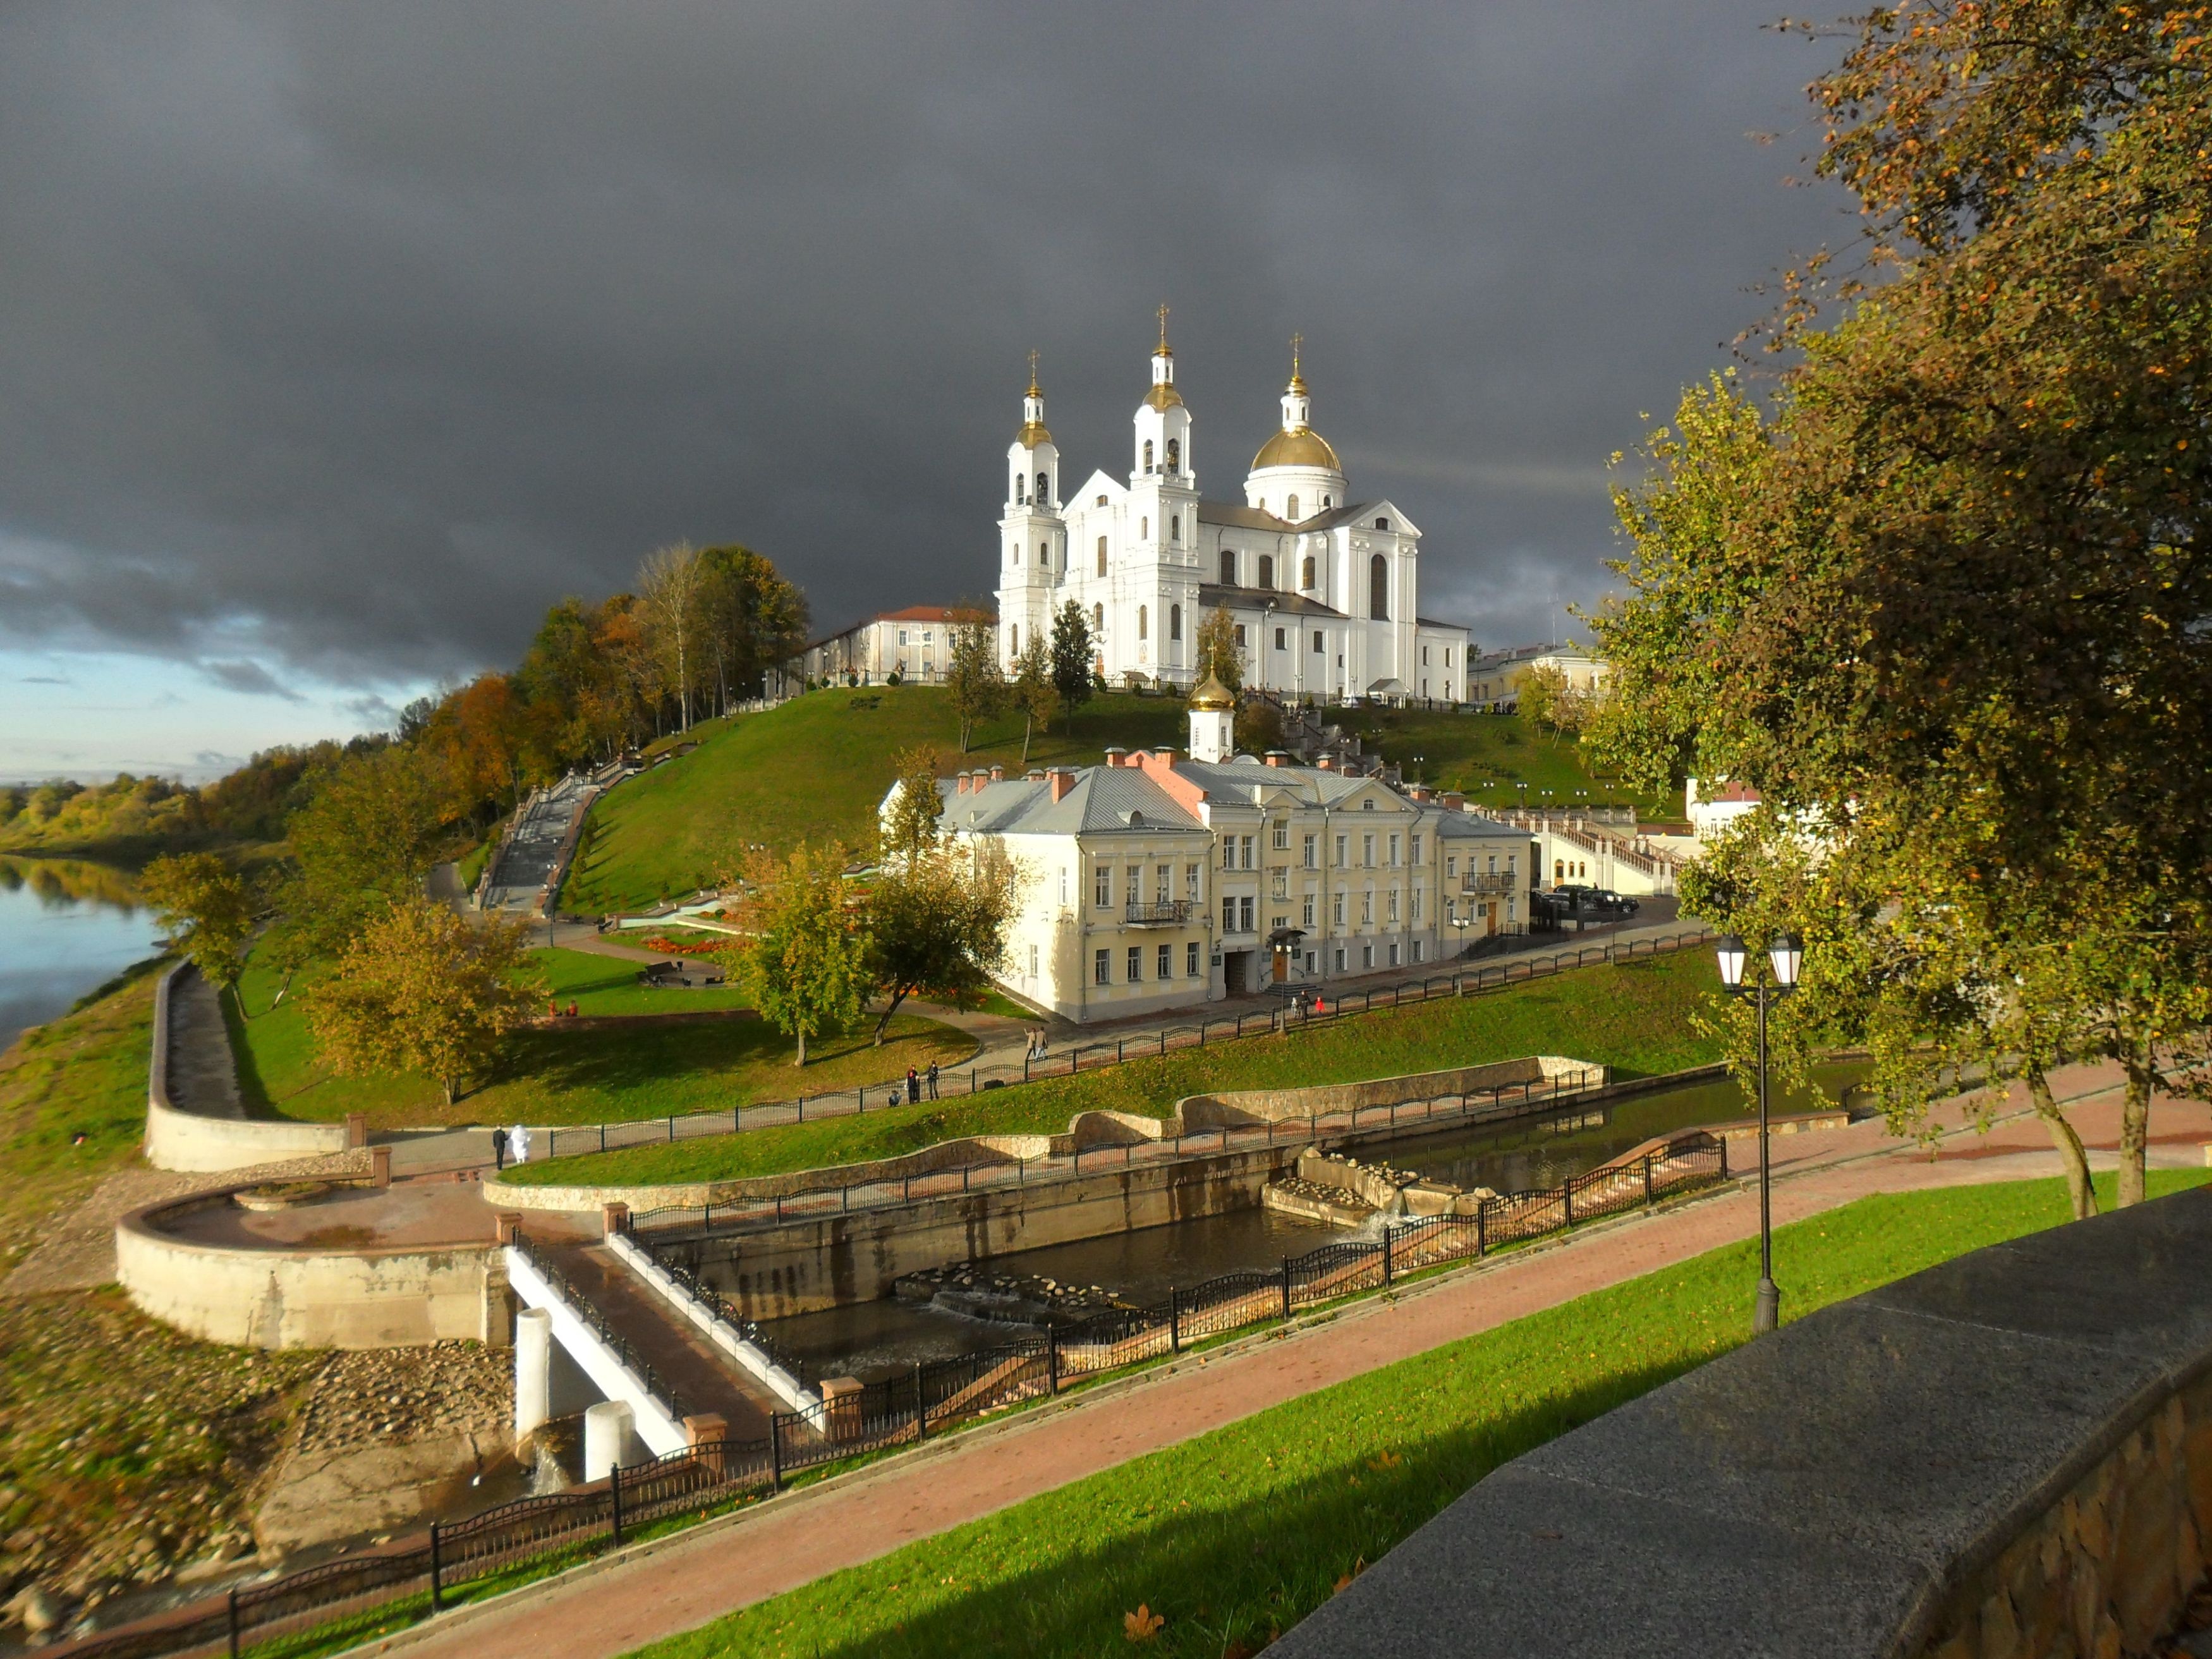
[0,1,1853,781]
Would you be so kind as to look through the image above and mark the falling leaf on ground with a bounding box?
[1124,1603,1165,1642]
[1367,1450,1402,1471]
[1333,1557,1368,1594]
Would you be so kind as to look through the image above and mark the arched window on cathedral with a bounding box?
[1287,494,1300,521]
[1170,514,1180,545]
[1097,536,1108,576]
[1322,495,1332,509]
[1010,542,1019,564]
[1302,554,1316,588]
[1370,554,1390,621]
[1165,437,1179,471]
[1141,516,1149,540]
[1258,554,1275,590]
[1220,549,1236,585]
[1170,604,1182,641]
[1039,541,1049,566]
[1138,605,1148,641]
[1009,624,1019,654]
[1036,471,1048,502]
[1143,440,1154,473]
[1014,473,1025,504]
[1093,602,1105,633]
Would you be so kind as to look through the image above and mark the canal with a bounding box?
[752,1057,1871,1384]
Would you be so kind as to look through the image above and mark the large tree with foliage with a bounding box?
[1587,0,2212,1205]
[1048,600,1095,731]
[944,612,1006,752]
[139,852,257,997]
[307,899,542,1104]
[863,842,1019,1042]
[880,746,945,865]
[733,843,866,1066]
[1011,636,1056,765]
[638,541,707,733]
[266,744,450,980]
[695,545,810,715]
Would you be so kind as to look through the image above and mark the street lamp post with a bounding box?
[1715,932,1802,1334]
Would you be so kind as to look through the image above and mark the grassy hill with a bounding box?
[561,686,1191,912]
[562,686,1654,914]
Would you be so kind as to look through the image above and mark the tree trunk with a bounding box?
[2027,1065,2096,1221]
[443,1076,458,1107]
[873,985,911,1044]
[795,1026,807,1066]
[2117,1047,2154,1208]
[274,967,296,1008]
[1021,712,1034,766]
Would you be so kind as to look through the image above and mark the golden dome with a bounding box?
[1252,425,1340,472]
[1143,382,1184,411]
[1188,670,1236,711]
[1016,420,1053,447]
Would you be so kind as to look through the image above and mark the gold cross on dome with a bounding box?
[1157,303,1170,350]
[1291,332,1303,375]
[1026,348,1040,394]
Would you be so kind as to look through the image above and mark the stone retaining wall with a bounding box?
[142,961,352,1174]
[1270,1183,2212,1658]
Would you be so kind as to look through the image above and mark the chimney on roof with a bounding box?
[1048,767,1076,803]
[954,772,969,795]
[1024,769,1045,781]
[1316,754,1334,771]
[1102,747,1129,767]
[1442,791,1466,812]
[989,765,1005,784]
[1408,782,1433,802]
[1263,750,1291,768]
[1153,748,1176,763]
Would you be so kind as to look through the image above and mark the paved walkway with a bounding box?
[355,1065,2212,1659]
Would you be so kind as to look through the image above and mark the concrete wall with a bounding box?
[1179,1054,1598,1131]
[1269,1183,2212,1659]
[143,961,351,1174]
[116,1193,499,1349]
[693,1141,1310,1318]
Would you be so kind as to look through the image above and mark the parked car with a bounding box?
[1534,885,1640,923]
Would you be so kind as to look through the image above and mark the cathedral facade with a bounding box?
[995,322,1472,705]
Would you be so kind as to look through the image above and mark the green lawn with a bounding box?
[1349,708,1679,821]
[530,947,751,1016]
[503,950,1721,1188]
[562,688,1198,914]
[0,956,167,1265]
[224,948,971,1131]
[642,1169,2209,1659]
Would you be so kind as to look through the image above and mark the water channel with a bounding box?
[0,858,159,1053]
[754,1059,1871,1385]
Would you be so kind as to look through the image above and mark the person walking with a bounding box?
[927,1061,939,1100]
[491,1126,509,1172]
[906,1067,920,1105]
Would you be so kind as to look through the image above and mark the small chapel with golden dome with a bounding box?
[994,312,1471,705]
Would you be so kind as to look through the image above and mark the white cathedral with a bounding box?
[995,317,1472,705]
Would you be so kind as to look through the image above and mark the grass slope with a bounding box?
[504,950,1720,1187]
[645,1170,2209,1659]
[226,948,971,1131]
[562,688,1193,913]
[1347,707,1679,820]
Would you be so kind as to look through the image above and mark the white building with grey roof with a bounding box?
[995,317,1473,705]
[887,684,1526,1023]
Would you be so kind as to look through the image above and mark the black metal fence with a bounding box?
[537,927,1713,1160]
[619,1064,1612,1241]
[54,1127,1727,1659]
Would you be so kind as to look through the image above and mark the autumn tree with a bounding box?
[695,545,810,714]
[639,541,707,732]
[1194,607,1242,693]
[1586,0,2212,1205]
[880,746,944,865]
[307,899,542,1104]
[266,744,449,978]
[944,612,1005,751]
[139,852,257,997]
[1048,600,1095,731]
[1011,636,1056,765]
[862,842,1019,1042]
[733,843,866,1065]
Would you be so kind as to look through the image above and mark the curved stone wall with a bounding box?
[143,961,351,1173]
[1271,1183,2212,1658]
[116,1190,497,1349]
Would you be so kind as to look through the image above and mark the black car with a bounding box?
[1534,884,1641,923]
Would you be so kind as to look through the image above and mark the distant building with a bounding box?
[799,605,982,686]
[994,323,1471,703]
[1685,777,1762,837]
[1468,643,1610,712]
[884,679,1526,1023]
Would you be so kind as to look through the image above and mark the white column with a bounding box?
[583,1399,637,1481]
[514,1307,553,1446]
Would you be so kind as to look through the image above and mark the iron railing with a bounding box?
[535,927,1715,1162]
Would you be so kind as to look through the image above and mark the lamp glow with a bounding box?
[1715,934,1748,990]
[1769,932,1803,990]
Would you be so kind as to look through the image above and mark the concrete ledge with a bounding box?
[116,1191,496,1349]
[143,961,351,1174]
[1272,1184,2212,1658]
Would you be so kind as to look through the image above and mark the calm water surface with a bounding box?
[0,859,161,1052]
[753,1059,1871,1384]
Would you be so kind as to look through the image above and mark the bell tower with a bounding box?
[996,351,1063,669]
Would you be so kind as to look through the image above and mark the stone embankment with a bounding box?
[143,961,351,1174]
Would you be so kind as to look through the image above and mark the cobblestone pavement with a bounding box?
[356,1066,2212,1659]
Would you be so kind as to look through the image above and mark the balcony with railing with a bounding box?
[1461,872,1519,896]
[1124,899,1196,927]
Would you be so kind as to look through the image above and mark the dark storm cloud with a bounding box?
[200,659,303,700]
[0,0,1850,678]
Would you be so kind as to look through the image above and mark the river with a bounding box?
[0,858,162,1053]
[753,1059,1871,1384]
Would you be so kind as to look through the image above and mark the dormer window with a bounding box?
[1097,494,1108,506]
[1374,516,1390,532]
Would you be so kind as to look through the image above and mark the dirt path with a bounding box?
[351,1065,2212,1659]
